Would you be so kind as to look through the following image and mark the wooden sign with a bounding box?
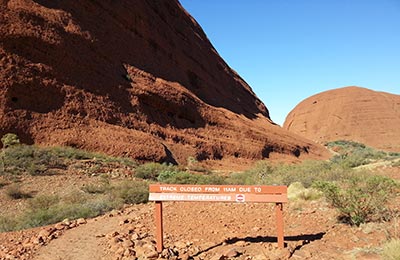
[149,184,288,252]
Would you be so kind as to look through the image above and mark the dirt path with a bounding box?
[32,205,153,260]
[15,199,396,260]
[33,217,119,260]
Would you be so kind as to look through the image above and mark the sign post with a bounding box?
[155,201,163,252]
[149,184,288,251]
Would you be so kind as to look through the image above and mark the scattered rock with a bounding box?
[223,247,241,258]
[77,218,87,225]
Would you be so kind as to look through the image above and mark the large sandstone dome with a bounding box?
[284,86,400,152]
[0,0,329,164]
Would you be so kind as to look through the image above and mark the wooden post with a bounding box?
[275,202,284,248]
[155,201,163,252]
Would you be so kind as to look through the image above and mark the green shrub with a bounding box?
[112,180,149,204]
[1,133,20,148]
[135,162,172,180]
[381,239,400,260]
[327,140,399,168]
[157,169,225,184]
[1,144,136,177]
[1,145,63,176]
[227,161,273,185]
[20,193,119,229]
[226,171,258,185]
[227,160,352,188]
[81,183,110,194]
[0,215,18,232]
[314,175,398,226]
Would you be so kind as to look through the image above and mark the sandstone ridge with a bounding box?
[0,0,329,164]
[284,86,400,152]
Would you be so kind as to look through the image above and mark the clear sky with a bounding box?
[179,0,400,125]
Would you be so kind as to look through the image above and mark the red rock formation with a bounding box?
[0,0,329,164]
[284,86,400,152]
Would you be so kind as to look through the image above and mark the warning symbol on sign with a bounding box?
[235,194,245,202]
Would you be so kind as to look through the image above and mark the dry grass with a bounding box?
[381,239,400,260]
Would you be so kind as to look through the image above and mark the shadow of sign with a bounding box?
[191,232,326,257]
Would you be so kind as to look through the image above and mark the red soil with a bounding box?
[0,0,329,166]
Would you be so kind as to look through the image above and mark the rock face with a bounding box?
[0,0,329,164]
[284,86,400,152]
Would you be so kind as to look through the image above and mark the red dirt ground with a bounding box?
[0,164,399,259]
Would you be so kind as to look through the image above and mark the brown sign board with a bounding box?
[149,184,287,251]
[149,184,287,195]
[149,192,287,203]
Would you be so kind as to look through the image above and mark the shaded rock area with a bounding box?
[0,0,329,165]
[284,86,400,152]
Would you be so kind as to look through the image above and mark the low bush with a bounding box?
[157,169,225,184]
[0,215,18,232]
[5,184,32,199]
[1,133,20,148]
[17,192,121,230]
[327,140,399,168]
[28,194,60,209]
[314,175,399,226]
[287,182,322,201]
[227,160,352,188]
[111,180,149,204]
[81,182,110,194]
[135,163,172,181]
[392,160,400,167]
[1,143,136,177]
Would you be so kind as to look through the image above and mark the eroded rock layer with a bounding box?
[0,0,329,164]
[284,86,400,152]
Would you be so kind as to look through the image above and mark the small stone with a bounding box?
[223,247,240,258]
[235,240,247,246]
[115,246,125,256]
[119,220,126,226]
[145,250,159,259]
[122,240,134,248]
[180,253,190,260]
[130,233,139,240]
[31,237,42,245]
[106,231,120,239]
[54,223,66,230]
[69,222,78,228]
[126,225,136,234]
[111,237,122,244]
[174,241,187,249]
[77,218,87,225]
[37,231,50,242]
[209,253,224,260]
[123,248,135,257]
[134,240,146,247]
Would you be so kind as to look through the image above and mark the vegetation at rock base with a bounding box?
[0,134,399,231]
[327,140,400,168]
[313,175,398,226]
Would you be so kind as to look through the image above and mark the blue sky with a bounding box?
[179,0,400,125]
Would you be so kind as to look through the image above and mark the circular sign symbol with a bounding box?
[236,194,245,202]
